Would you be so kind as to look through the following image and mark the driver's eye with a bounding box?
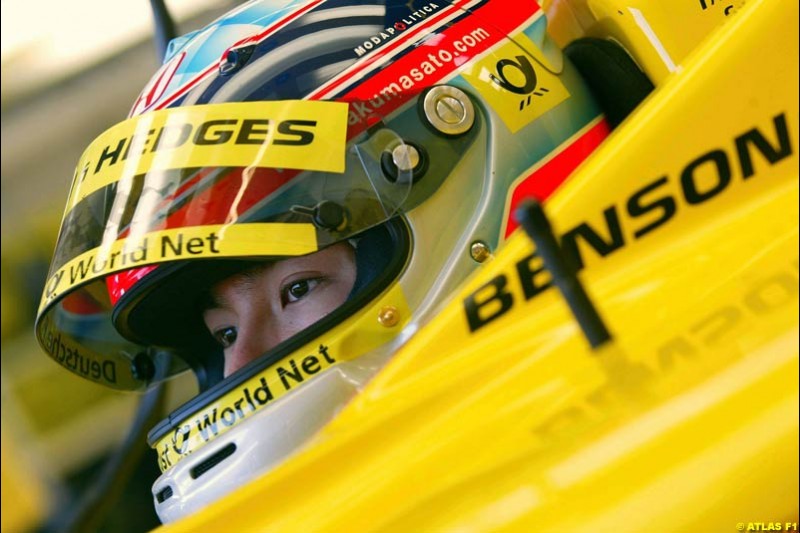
[213,326,238,348]
[282,278,321,304]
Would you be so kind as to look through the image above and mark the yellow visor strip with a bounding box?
[65,100,349,213]
[38,222,317,314]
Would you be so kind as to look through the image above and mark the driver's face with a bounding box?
[202,242,357,376]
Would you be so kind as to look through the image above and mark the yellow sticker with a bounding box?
[461,33,570,133]
[155,344,339,471]
[66,100,349,212]
[38,222,317,313]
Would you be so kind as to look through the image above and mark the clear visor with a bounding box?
[35,100,418,390]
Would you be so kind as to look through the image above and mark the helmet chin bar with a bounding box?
[151,352,391,523]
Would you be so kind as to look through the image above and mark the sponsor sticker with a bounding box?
[66,100,349,213]
[39,222,317,313]
[155,343,339,471]
[462,33,570,133]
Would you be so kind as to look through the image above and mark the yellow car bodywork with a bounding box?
[157,0,799,530]
[0,0,769,530]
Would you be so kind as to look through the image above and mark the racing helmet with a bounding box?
[35,0,609,523]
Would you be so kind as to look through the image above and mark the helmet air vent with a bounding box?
[189,443,237,479]
[155,485,174,503]
[219,44,256,76]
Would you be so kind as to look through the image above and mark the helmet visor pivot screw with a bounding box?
[423,86,476,136]
[381,141,428,183]
[392,144,421,172]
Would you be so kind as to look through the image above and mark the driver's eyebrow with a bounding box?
[201,290,228,313]
[201,263,272,312]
